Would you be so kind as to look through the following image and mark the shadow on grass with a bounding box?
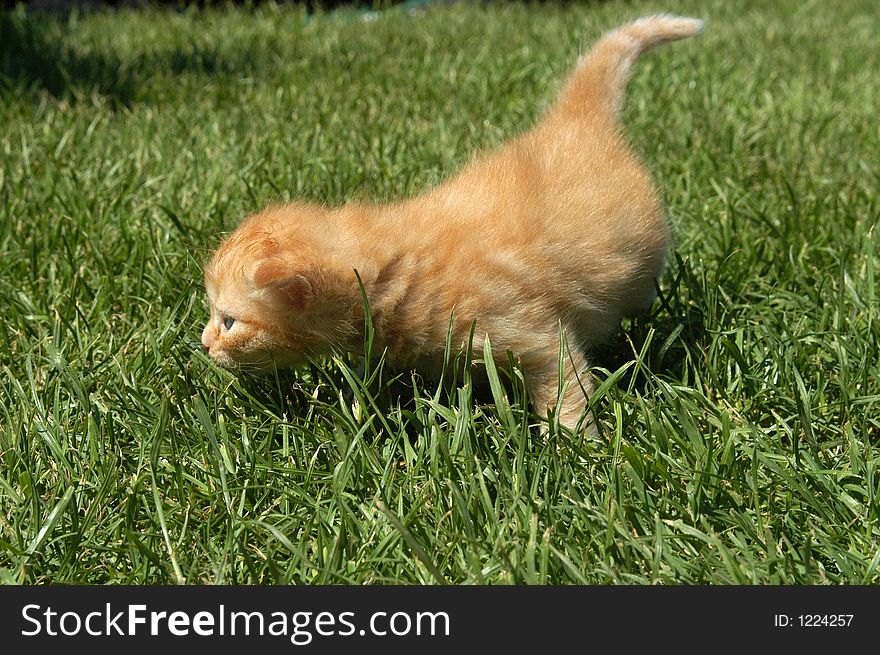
[0,8,260,107]
[593,306,707,393]
[592,256,708,395]
[0,10,138,105]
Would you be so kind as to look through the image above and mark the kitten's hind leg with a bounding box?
[524,341,596,435]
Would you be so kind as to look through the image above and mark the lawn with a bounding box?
[1,0,878,584]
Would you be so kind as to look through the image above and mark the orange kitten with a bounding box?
[202,15,703,431]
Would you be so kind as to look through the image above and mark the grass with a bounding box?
[0,0,878,584]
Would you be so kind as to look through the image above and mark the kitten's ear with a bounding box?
[253,260,314,310]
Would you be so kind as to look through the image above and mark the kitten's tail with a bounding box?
[554,15,703,123]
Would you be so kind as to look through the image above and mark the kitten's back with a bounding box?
[395,16,703,342]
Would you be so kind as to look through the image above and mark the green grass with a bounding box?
[1,0,878,584]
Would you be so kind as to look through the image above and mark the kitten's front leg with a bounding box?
[525,344,595,434]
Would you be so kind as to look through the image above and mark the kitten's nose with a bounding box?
[201,324,215,353]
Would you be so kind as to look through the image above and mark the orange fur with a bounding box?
[202,15,704,431]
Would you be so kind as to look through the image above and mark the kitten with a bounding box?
[202,15,703,431]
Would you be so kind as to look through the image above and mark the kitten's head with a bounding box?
[201,205,359,372]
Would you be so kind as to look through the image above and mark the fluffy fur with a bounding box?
[202,15,704,431]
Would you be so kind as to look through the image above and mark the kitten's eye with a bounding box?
[223,316,235,331]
